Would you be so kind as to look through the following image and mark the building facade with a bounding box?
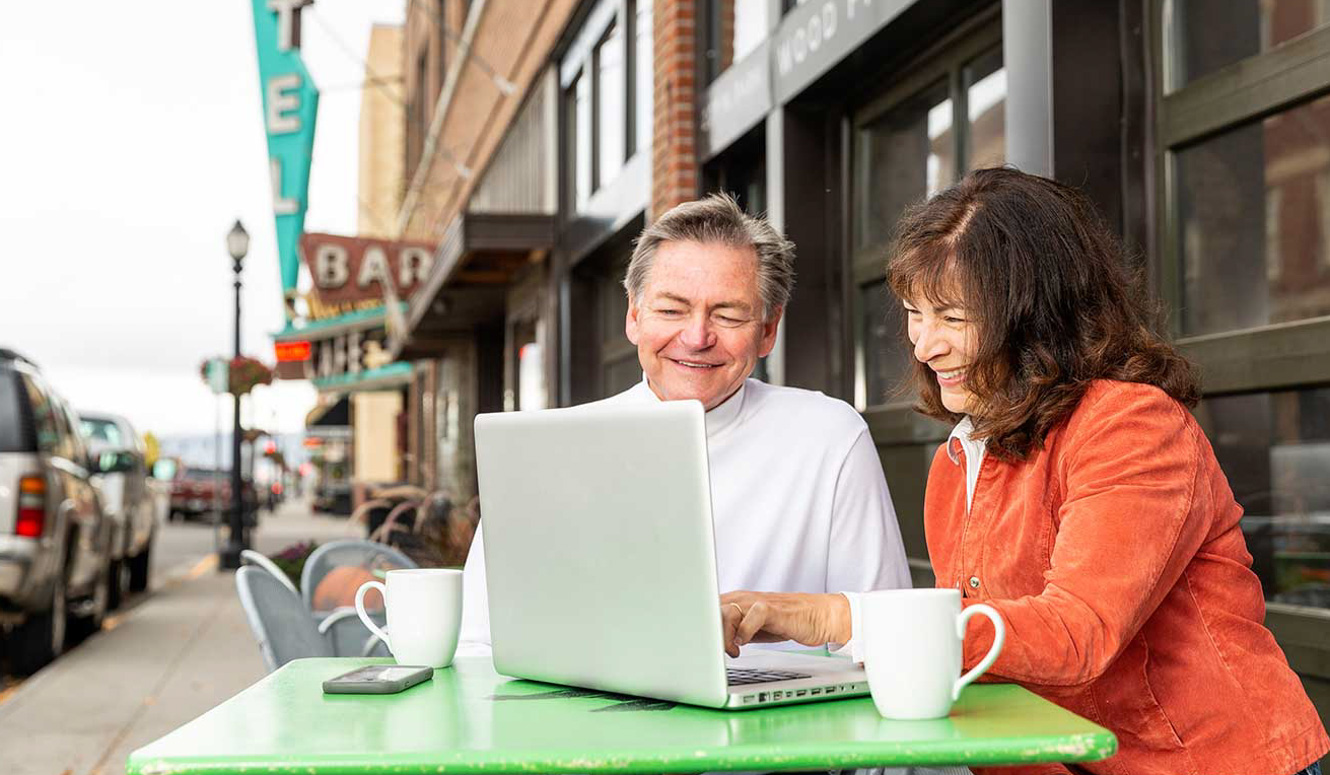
[389,0,1330,733]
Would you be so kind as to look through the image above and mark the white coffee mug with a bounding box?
[861,588,1005,719]
[355,568,463,669]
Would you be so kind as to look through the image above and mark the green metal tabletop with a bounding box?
[127,657,1116,775]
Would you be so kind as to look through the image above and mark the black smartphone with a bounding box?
[322,665,434,695]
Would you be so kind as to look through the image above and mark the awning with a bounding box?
[390,212,555,360]
[305,395,350,427]
[310,362,413,393]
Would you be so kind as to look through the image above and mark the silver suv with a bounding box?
[0,349,113,673]
[79,411,158,608]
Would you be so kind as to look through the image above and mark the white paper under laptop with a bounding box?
[474,399,868,709]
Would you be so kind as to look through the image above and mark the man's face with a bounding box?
[625,240,781,410]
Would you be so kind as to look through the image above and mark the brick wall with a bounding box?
[650,0,700,222]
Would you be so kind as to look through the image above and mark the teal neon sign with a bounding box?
[250,0,319,316]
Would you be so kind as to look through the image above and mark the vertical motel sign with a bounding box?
[250,0,319,318]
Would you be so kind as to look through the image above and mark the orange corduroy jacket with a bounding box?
[926,380,1329,775]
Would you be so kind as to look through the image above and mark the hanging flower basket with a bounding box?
[199,356,274,396]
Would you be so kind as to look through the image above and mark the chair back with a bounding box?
[300,539,418,612]
[235,566,333,672]
[239,549,299,596]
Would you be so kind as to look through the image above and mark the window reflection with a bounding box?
[1175,94,1330,336]
[964,47,1006,170]
[860,281,913,409]
[855,81,954,251]
[1196,387,1330,610]
[704,0,768,83]
[596,23,625,185]
[572,73,592,212]
[634,0,652,154]
[1171,0,1330,89]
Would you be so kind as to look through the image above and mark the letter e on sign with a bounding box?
[266,73,303,134]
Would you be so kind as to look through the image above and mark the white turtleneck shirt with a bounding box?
[457,377,912,655]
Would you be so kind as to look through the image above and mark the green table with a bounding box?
[127,657,1116,774]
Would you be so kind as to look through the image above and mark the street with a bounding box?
[0,499,363,775]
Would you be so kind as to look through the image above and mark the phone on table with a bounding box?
[322,665,434,695]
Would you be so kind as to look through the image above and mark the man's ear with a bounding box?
[625,300,641,345]
[757,306,783,357]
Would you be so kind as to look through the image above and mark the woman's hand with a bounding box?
[719,591,852,657]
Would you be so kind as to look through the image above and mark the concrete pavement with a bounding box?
[0,499,362,775]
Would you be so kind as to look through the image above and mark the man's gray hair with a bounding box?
[623,193,796,320]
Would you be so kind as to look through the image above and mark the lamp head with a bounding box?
[226,220,250,263]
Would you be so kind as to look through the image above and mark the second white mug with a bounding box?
[355,568,463,669]
[861,588,1005,719]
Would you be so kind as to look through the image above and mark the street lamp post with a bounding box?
[220,220,250,571]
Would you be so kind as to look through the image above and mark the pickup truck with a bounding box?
[1,349,113,673]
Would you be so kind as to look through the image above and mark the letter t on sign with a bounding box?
[267,0,312,52]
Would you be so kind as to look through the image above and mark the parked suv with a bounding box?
[79,411,157,606]
[0,349,113,673]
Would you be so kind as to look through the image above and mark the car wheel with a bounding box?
[8,570,68,675]
[128,540,152,592]
[67,558,111,644]
[106,558,128,610]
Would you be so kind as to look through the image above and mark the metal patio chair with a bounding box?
[239,549,298,596]
[300,540,416,658]
[235,566,336,672]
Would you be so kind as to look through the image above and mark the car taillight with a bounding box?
[16,475,45,537]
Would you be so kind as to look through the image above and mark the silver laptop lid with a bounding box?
[474,400,730,707]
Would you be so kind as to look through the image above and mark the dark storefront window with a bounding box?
[860,281,912,408]
[1169,0,1330,89]
[1157,0,1330,693]
[600,259,639,396]
[1196,387,1330,611]
[851,25,1003,409]
[855,81,954,254]
[1175,93,1330,337]
[704,0,769,84]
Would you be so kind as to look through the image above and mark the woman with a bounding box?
[721,168,1328,775]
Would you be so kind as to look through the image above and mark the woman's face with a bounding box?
[904,295,979,415]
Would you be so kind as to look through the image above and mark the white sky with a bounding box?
[0,1,404,437]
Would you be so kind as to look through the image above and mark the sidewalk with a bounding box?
[0,499,362,775]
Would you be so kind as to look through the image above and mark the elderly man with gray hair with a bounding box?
[458,193,910,655]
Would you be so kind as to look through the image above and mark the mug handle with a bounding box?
[354,580,391,649]
[952,603,1005,701]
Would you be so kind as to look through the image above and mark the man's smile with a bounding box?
[669,357,723,369]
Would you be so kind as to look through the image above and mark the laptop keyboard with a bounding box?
[726,668,813,686]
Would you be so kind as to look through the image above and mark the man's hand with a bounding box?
[719,591,851,658]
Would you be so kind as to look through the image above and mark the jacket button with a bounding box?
[968,576,980,589]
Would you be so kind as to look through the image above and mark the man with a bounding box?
[458,193,910,654]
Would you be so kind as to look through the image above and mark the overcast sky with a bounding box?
[0,1,404,437]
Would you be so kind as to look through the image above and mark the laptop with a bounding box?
[474,399,869,709]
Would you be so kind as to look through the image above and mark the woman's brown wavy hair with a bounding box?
[886,167,1199,461]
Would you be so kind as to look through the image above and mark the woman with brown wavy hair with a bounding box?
[720,168,1328,775]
